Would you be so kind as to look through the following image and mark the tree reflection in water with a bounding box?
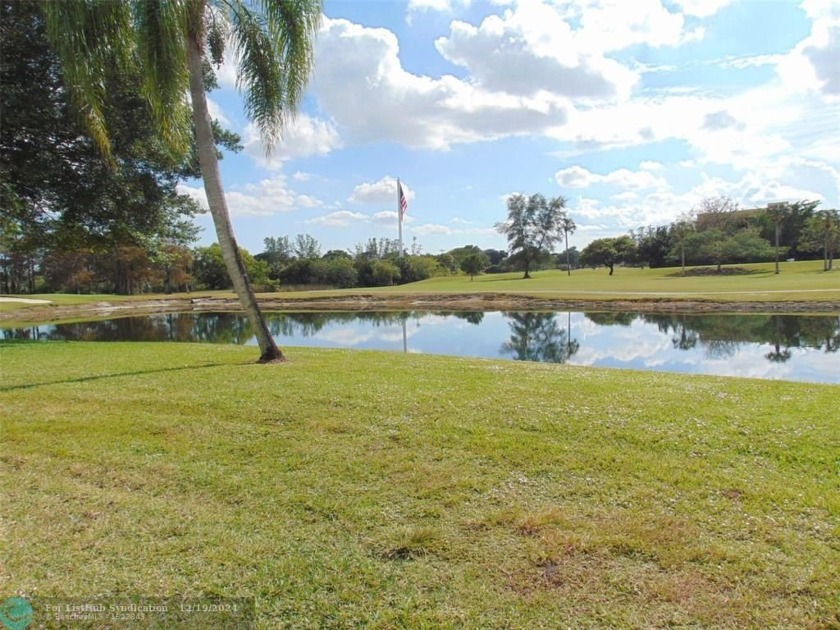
[636,313,839,363]
[500,312,580,364]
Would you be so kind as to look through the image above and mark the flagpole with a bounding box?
[397,178,404,259]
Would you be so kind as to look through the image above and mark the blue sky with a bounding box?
[179,0,840,256]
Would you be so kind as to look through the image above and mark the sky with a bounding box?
[178,0,840,256]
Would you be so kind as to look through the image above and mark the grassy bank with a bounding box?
[2,342,838,628]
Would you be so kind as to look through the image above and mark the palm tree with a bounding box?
[561,215,576,276]
[766,202,789,275]
[41,0,322,363]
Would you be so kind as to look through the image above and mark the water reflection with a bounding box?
[3,311,838,383]
[607,313,840,359]
[500,312,579,364]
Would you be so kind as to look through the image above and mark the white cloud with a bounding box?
[555,166,667,190]
[296,195,322,208]
[434,12,637,99]
[569,0,704,52]
[776,1,840,99]
[408,0,471,12]
[308,4,761,154]
[611,191,639,202]
[305,209,413,228]
[178,175,323,217]
[242,114,341,169]
[372,211,401,224]
[206,97,231,126]
[716,53,782,70]
[639,160,664,171]
[670,0,734,18]
[348,177,415,204]
[412,223,455,236]
[306,210,369,227]
[311,16,571,150]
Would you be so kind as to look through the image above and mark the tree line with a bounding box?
[578,197,838,275]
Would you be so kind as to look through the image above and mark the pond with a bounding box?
[4,311,838,384]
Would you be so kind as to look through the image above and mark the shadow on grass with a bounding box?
[665,267,770,278]
[0,362,230,393]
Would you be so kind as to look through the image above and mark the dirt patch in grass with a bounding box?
[2,293,838,325]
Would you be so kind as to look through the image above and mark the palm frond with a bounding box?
[260,0,321,110]
[40,0,134,158]
[133,0,191,157]
[226,2,285,146]
[225,0,322,150]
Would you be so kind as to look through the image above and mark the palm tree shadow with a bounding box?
[0,362,230,393]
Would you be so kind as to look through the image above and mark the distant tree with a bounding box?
[801,209,840,271]
[483,249,507,266]
[765,203,790,274]
[681,229,726,270]
[496,193,568,279]
[579,236,637,275]
[757,200,820,261]
[723,229,777,266]
[555,247,580,270]
[446,244,481,262]
[322,249,352,261]
[632,225,672,269]
[154,242,193,294]
[293,234,322,260]
[194,244,270,290]
[560,215,576,276]
[355,237,400,260]
[679,228,775,270]
[435,253,458,274]
[278,258,317,286]
[261,236,293,267]
[323,257,357,288]
[460,252,488,281]
[669,213,696,275]
[694,196,740,233]
[410,236,423,256]
[371,259,400,286]
[401,256,442,283]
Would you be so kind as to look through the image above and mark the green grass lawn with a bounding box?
[2,342,838,628]
[368,260,840,301]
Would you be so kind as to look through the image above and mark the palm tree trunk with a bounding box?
[564,230,571,276]
[186,35,283,363]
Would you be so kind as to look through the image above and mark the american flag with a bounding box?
[398,181,408,221]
